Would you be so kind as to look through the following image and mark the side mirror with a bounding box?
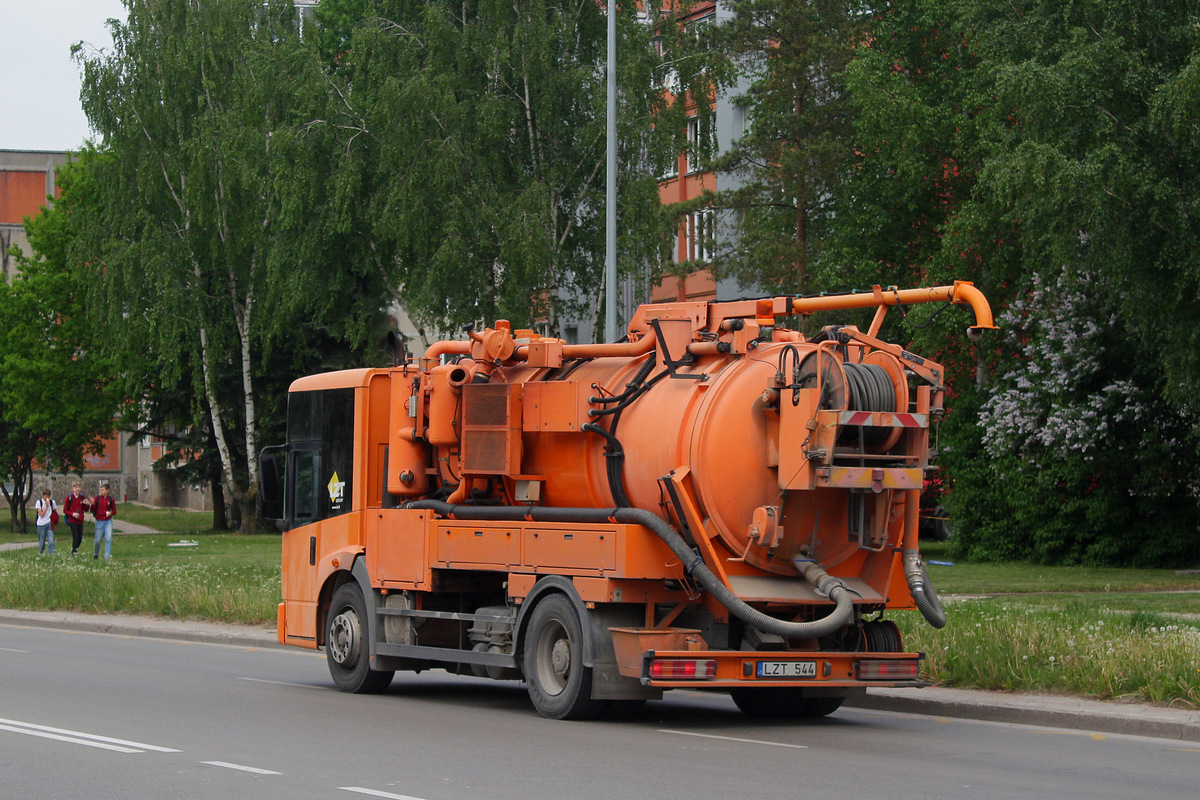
[259,445,287,530]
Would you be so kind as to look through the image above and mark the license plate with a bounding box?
[756,660,817,678]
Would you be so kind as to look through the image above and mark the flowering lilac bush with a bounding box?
[944,268,1200,566]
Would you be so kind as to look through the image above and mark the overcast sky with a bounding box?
[2,0,129,152]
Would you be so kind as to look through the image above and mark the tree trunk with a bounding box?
[236,493,256,535]
[209,467,228,531]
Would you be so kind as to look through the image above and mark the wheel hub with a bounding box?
[550,638,571,681]
[329,609,361,667]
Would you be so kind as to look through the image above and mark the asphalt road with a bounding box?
[2,623,1198,800]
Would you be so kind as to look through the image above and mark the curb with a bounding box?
[0,609,284,651]
[3,608,1197,740]
[845,687,1200,742]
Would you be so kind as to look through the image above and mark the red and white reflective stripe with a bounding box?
[857,659,921,680]
[838,412,927,427]
[648,659,718,680]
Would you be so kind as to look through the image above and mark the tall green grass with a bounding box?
[0,532,279,625]
[895,600,1200,707]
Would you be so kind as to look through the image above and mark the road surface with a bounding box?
[1,622,1196,799]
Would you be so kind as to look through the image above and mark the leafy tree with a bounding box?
[951,269,1199,566]
[316,0,676,337]
[836,0,1200,565]
[680,0,866,293]
[77,0,390,531]
[0,157,120,532]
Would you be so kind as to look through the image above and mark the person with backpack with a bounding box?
[35,489,57,556]
[91,483,117,560]
[63,481,91,556]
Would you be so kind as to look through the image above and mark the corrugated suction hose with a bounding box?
[903,549,946,628]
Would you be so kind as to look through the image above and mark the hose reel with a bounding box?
[793,350,909,452]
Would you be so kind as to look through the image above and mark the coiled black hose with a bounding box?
[839,362,896,446]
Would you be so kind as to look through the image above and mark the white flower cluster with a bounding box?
[978,268,1151,466]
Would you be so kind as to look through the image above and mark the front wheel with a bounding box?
[326,583,394,694]
[522,594,605,720]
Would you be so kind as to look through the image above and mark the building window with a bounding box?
[686,115,710,174]
[662,150,679,181]
[682,208,715,263]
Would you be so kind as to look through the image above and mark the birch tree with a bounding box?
[78,0,371,531]
[317,0,676,336]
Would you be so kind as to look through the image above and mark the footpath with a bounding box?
[0,518,160,552]
[1,523,1198,741]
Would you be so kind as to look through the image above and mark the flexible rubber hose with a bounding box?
[903,549,946,628]
[404,500,856,640]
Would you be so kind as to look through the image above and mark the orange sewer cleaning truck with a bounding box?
[261,282,995,719]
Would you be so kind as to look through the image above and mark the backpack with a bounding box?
[51,509,59,528]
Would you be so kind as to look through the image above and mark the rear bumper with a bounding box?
[629,647,926,690]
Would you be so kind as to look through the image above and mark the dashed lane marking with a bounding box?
[0,717,179,753]
[340,788,428,800]
[201,760,282,775]
[657,729,808,749]
[238,677,324,689]
[0,647,29,653]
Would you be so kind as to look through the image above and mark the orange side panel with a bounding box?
[285,600,319,643]
[436,523,521,567]
[521,382,591,432]
[525,527,616,571]
[281,513,366,641]
[367,509,432,589]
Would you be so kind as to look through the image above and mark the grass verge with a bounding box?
[0,530,279,625]
[895,600,1200,707]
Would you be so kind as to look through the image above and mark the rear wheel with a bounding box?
[326,583,394,694]
[523,594,605,720]
[730,688,845,719]
[861,620,903,653]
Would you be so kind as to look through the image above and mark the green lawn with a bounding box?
[919,542,1200,594]
[117,503,221,535]
[0,519,281,625]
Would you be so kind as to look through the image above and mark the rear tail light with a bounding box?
[649,659,718,680]
[857,659,920,680]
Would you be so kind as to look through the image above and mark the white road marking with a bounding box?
[340,788,429,800]
[0,647,29,653]
[201,760,282,775]
[0,723,141,753]
[657,729,808,749]
[238,677,324,689]
[0,717,180,753]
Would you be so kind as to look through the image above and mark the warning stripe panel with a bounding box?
[837,412,927,428]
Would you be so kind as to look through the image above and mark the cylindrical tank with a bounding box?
[512,341,898,574]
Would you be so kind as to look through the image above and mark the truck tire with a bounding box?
[730,688,845,719]
[523,593,605,720]
[326,583,394,694]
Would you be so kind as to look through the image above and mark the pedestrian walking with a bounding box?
[63,481,91,556]
[35,489,57,556]
[91,484,117,560]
